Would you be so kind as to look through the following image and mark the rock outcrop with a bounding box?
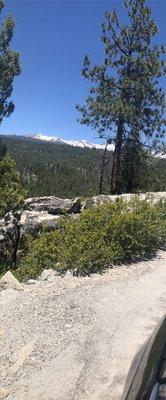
[38,269,58,282]
[20,211,61,236]
[0,197,81,264]
[24,196,81,214]
[0,192,166,265]
[81,192,166,210]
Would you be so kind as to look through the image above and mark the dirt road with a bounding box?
[1,251,166,400]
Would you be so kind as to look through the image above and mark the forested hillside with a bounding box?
[0,135,166,198]
[0,135,113,197]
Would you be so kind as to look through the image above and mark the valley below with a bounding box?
[1,251,166,400]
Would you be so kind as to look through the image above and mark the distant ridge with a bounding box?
[1,133,165,158]
[31,133,115,151]
[31,134,166,157]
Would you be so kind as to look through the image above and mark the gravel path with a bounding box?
[1,251,166,400]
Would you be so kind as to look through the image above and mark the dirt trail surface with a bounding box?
[1,251,166,400]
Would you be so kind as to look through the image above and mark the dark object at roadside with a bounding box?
[122,315,166,399]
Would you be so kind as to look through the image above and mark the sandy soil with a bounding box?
[1,251,166,400]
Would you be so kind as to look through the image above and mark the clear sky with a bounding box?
[0,0,165,143]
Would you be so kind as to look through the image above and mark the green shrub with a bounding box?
[0,261,10,278]
[105,204,163,263]
[16,198,166,281]
[15,230,62,281]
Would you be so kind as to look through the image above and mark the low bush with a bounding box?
[15,198,166,281]
[15,230,62,281]
[0,261,10,278]
[105,200,165,263]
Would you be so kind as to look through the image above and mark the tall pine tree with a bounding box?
[77,0,165,194]
[0,0,20,124]
[0,1,23,217]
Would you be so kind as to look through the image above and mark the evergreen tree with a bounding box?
[0,2,22,217]
[0,154,24,217]
[0,0,21,124]
[121,139,155,193]
[77,0,165,194]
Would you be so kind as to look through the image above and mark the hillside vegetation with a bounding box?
[15,198,166,281]
[1,135,166,198]
[1,135,111,197]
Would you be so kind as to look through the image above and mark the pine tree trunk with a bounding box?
[125,127,140,193]
[111,118,123,195]
[99,142,108,194]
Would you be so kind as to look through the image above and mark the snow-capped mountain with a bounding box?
[32,133,115,151]
[155,153,166,159]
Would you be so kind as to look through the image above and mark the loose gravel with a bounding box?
[1,251,166,400]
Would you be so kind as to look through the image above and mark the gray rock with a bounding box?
[26,279,39,285]
[0,388,10,399]
[65,269,78,277]
[0,271,24,291]
[81,193,139,211]
[38,269,58,282]
[20,211,61,237]
[23,196,81,215]
[81,192,166,211]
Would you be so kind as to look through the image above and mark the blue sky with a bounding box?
[0,0,165,143]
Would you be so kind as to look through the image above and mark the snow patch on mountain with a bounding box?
[155,153,166,159]
[32,133,115,151]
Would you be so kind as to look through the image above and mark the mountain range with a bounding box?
[3,133,166,157]
[32,133,115,151]
[0,134,166,198]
